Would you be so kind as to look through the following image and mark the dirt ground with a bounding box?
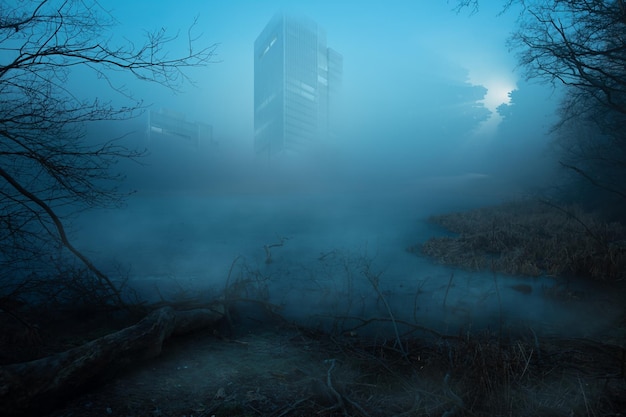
[39,316,626,417]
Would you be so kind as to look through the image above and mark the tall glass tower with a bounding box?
[254,13,342,157]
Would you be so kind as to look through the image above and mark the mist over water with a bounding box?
[73,155,621,341]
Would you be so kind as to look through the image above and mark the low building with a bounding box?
[147,108,213,150]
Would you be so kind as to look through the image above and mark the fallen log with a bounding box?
[0,304,225,417]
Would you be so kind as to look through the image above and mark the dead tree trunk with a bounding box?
[0,305,225,416]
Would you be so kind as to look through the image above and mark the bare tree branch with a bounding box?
[456,0,626,206]
[0,0,217,307]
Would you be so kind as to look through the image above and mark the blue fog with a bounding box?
[65,1,619,338]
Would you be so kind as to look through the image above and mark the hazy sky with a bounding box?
[98,1,530,146]
[0,0,565,187]
[40,0,563,195]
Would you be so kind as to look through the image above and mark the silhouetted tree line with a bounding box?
[459,0,626,217]
[0,0,216,310]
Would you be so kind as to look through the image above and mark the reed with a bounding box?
[414,199,626,281]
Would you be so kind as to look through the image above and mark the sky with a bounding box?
[71,0,563,194]
[95,0,533,153]
[0,0,562,186]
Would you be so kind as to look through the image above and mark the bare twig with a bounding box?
[443,272,454,308]
[362,262,407,358]
[264,236,288,264]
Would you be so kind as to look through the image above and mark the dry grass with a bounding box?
[41,320,626,417]
[304,330,626,417]
[414,199,626,281]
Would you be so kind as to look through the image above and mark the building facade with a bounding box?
[147,108,213,150]
[254,14,342,157]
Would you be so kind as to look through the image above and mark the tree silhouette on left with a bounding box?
[0,0,217,309]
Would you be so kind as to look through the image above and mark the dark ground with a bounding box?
[19,312,624,417]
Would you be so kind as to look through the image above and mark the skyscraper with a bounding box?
[254,13,342,157]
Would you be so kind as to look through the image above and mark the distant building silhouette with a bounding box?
[147,108,213,150]
[254,13,342,157]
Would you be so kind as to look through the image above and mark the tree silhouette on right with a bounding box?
[458,0,626,214]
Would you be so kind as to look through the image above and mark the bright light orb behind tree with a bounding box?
[483,79,515,112]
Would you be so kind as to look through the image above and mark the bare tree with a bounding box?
[510,0,626,207]
[455,0,626,210]
[0,0,217,308]
[512,1,626,112]
[451,0,519,15]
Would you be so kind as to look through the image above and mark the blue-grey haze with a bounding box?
[27,1,619,337]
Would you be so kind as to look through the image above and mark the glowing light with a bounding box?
[467,75,517,136]
[482,80,515,111]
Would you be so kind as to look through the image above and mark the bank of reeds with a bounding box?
[414,200,626,281]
